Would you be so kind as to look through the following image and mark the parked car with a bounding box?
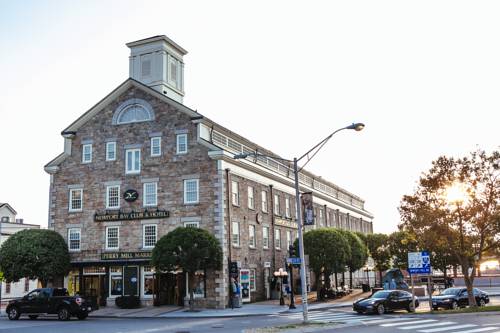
[353,290,419,314]
[6,288,93,321]
[432,287,489,310]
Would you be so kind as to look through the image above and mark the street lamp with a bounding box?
[274,268,288,306]
[234,122,365,322]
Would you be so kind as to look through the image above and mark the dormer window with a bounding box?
[112,99,155,125]
[168,55,183,91]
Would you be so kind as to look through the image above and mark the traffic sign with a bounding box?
[408,251,431,274]
[287,257,301,265]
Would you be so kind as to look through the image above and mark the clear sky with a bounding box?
[0,0,498,234]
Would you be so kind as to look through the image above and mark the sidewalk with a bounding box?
[89,290,366,319]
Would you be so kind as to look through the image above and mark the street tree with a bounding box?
[365,233,392,283]
[0,229,71,287]
[343,231,368,289]
[388,230,418,270]
[151,227,223,311]
[400,150,500,306]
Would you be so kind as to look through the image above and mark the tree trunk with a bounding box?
[324,270,332,289]
[379,270,383,286]
[334,270,338,288]
[453,265,458,278]
[40,279,47,288]
[349,270,353,290]
[315,270,322,301]
[341,271,345,287]
[188,271,195,311]
[462,263,477,307]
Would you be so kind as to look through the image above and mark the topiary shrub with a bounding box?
[115,295,140,309]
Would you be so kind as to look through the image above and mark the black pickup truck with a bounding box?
[6,288,93,321]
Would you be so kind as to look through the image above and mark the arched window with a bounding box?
[112,99,155,125]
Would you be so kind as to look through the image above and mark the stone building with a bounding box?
[44,35,374,309]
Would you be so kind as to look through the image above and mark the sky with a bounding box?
[0,0,498,234]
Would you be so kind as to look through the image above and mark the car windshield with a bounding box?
[372,291,391,299]
[441,288,461,295]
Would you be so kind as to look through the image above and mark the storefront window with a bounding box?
[193,271,205,299]
[110,266,123,297]
[142,266,155,298]
[67,270,80,296]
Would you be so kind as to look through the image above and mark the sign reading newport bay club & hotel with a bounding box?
[408,251,431,275]
[94,209,169,222]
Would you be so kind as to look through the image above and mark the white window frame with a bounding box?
[106,142,116,161]
[263,226,269,249]
[286,230,292,249]
[184,179,199,204]
[285,197,291,218]
[68,228,81,251]
[143,224,157,249]
[274,194,280,216]
[106,226,119,250]
[125,148,141,174]
[176,134,188,154]
[247,186,254,210]
[69,188,83,212]
[184,221,199,228]
[261,191,268,213]
[249,225,256,248]
[141,266,155,299]
[82,144,92,163]
[231,221,240,246]
[275,228,281,250]
[231,181,239,206]
[106,185,120,209]
[109,267,123,298]
[143,182,158,207]
[150,137,161,157]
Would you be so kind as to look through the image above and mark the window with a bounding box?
[184,221,199,228]
[184,179,199,204]
[143,182,157,207]
[285,197,291,218]
[176,134,188,154]
[249,225,256,248]
[263,226,269,249]
[125,149,141,174]
[247,186,254,209]
[5,282,10,294]
[261,191,268,213]
[110,267,123,296]
[143,224,157,248]
[142,266,155,298]
[106,142,116,161]
[319,209,324,226]
[274,194,280,215]
[232,221,240,246]
[24,278,29,292]
[117,105,151,124]
[231,181,239,206]
[106,226,119,250]
[106,185,120,209]
[1,216,9,223]
[151,137,161,157]
[286,230,292,249]
[68,228,81,251]
[141,58,151,77]
[168,55,183,90]
[69,188,83,212]
[193,271,205,299]
[275,229,281,249]
[250,269,256,292]
[82,144,92,163]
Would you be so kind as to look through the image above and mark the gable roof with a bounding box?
[0,203,17,216]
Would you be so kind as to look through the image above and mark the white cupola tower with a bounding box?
[127,35,188,103]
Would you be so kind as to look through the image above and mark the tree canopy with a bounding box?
[0,229,71,287]
[365,233,392,280]
[399,150,500,306]
[343,231,368,288]
[388,230,418,270]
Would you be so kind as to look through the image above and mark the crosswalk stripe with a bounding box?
[416,324,477,332]
[400,322,456,330]
[381,319,437,327]
[362,317,421,324]
[447,328,499,333]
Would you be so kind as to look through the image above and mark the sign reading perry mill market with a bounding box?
[101,251,152,260]
[94,209,169,222]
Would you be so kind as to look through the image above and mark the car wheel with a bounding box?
[29,315,39,320]
[433,307,439,311]
[77,313,88,320]
[7,307,20,320]
[451,301,458,310]
[407,302,415,313]
[376,304,385,315]
[58,307,70,321]
[479,299,486,307]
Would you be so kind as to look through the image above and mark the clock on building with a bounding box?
[123,189,139,202]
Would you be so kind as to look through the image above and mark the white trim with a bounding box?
[247,186,254,209]
[68,228,81,251]
[176,133,188,154]
[263,226,269,249]
[261,190,268,213]
[143,182,158,207]
[231,221,240,246]
[275,228,281,250]
[142,224,157,248]
[249,224,256,248]
[82,144,92,163]
[125,148,141,174]
[105,226,120,250]
[141,266,155,299]
[106,185,120,209]
[150,137,161,157]
[183,179,199,204]
[231,180,239,206]
[69,188,83,212]
[106,141,116,161]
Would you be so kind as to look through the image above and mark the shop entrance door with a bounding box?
[123,266,139,296]
[157,272,185,306]
[83,276,101,308]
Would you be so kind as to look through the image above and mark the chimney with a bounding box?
[126,35,188,103]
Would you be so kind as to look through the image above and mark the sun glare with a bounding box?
[445,182,469,205]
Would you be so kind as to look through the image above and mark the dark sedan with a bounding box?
[353,290,419,315]
[432,287,489,310]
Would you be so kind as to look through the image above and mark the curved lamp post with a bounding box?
[274,268,288,306]
[234,122,365,323]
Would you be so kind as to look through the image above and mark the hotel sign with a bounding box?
[274,218,298,229]
[94,209,169,222]
[101,251,152,260]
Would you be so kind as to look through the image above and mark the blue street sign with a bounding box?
[408,251,431,275]
[287,257,301,265]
